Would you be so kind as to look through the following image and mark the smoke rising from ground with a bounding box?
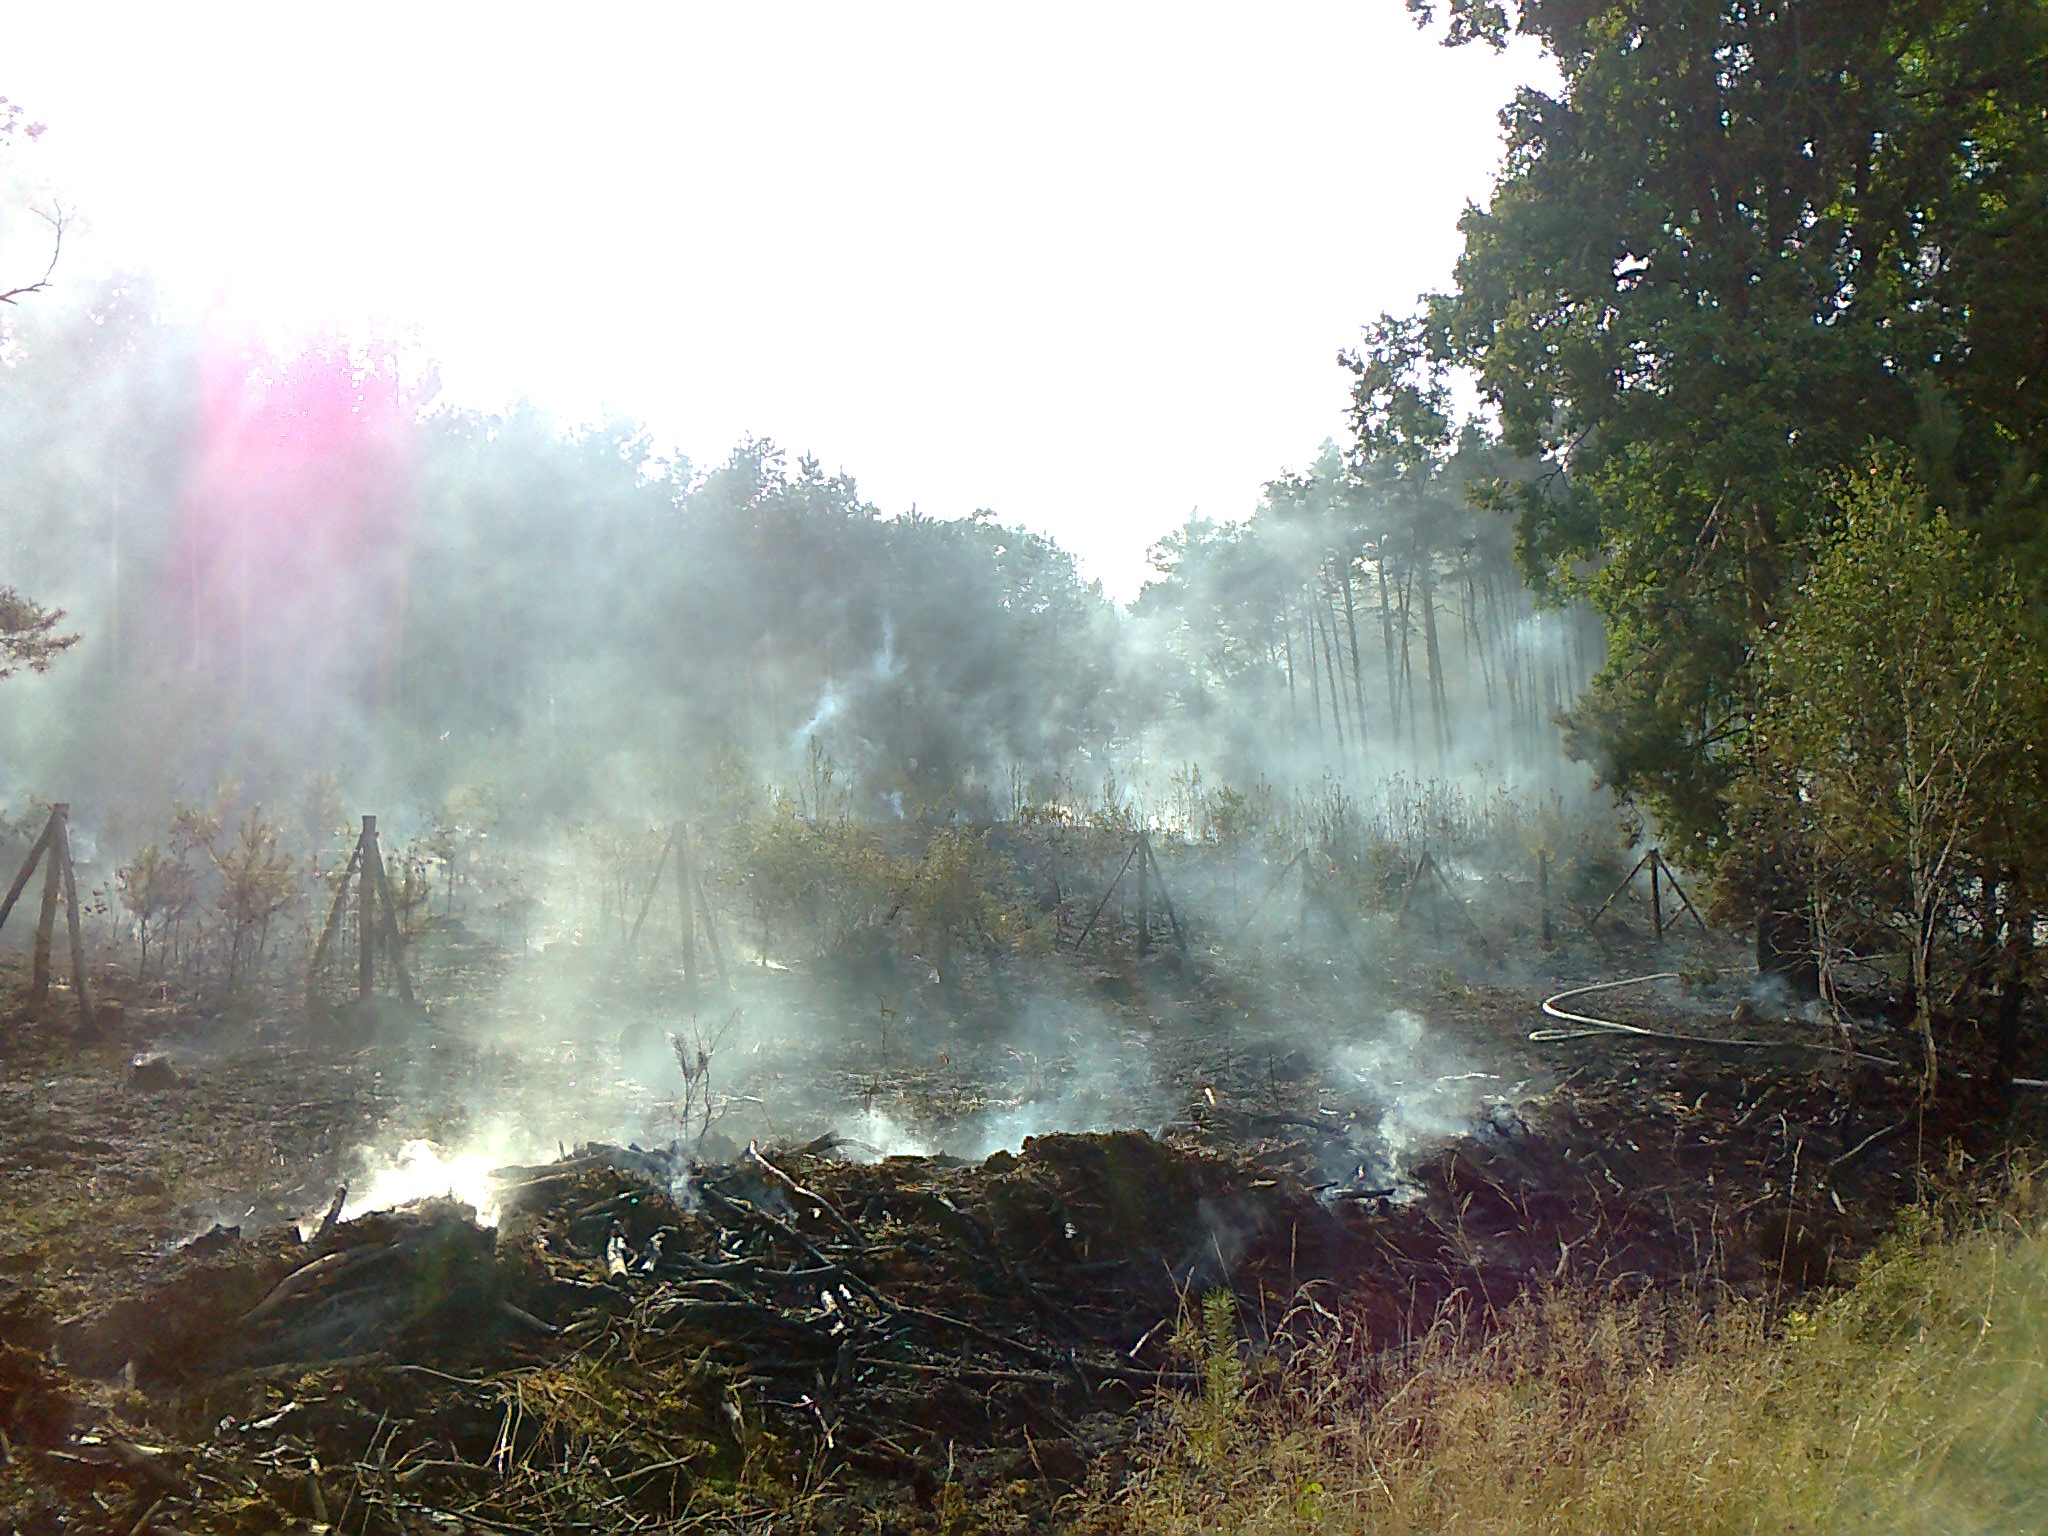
[0,281,1613,1215]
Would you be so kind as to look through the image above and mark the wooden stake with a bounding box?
[0,812,57,935]
[1588,849,1654,931]
[1395,851,1431,924]
[1144,838,1189,955]
[1071,837,1140,952]
[678,828,698,985]
[303,814,415,1009]
[12,805,93,1028]
[1307,862,1355,942]
[1429,855,1493,952]
[1657,854,1711,935]
[1297,847,1312,945]
[368,833,416,1007]
[306,840,365,996]
[689,854,729,987]
[58,820,92,1030]
[1395,850,1492,952]
[1649,849,1665,943]
[1136,832,1150,956]
[1585,848,1707,939]
[627,830,674,950]
[30,811,62,1018]
[1233,847,1305,937]
[358,815,377,1002]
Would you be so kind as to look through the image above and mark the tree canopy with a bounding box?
[0,584,76,679]
[0,287,1139,823]
[1422,0,2048,855]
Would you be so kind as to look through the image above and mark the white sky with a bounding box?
[4,4,1546,598]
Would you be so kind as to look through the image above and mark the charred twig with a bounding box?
[745,1144,868,1248]
[694,1183,887,1308]
[243,1251,357,1324]
[668,1254,851,1288]
[316,1186,347,1238]
[1826,1110,1917,1173]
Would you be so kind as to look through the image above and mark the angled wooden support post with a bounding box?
[1297,847,1312,945]
[686,833,729,988]
[59,813,92,1028]
[617,825,726,992]
[358,816,377,1001]
[1585,847,1706,941]
[1427,852,1493,953]
[0,813,57,939]
[1136,832,1150,956]
[1232,846,1304,938]
[1400,856,1449,950]
[307,835,365,1000]
[305,815,415,1008]
[3,805,92,1028]
[363,818,416,1007]
[1396,848,1491,952]
[1069,836,1140,953]
[38,807,89,1028]
[1649,847,1665,942]
[1308,861,1356,943]
[1589,849,1655,931]
[1143,836,1189,957]
[1130,833,1189,962]
[1395,850,1431,925]
[0,811,55,933]
[627,830,675,951]
[677,826,699,988]
[1652,849,1710,936]
[1069,832,1189,960]
[1396,849,1442,940]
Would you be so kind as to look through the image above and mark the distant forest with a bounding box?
[0,282,1591,836]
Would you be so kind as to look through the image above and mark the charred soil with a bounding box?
[0,924,2025,1534]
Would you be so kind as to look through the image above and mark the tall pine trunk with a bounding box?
[1339,563,1371,758]
[1418,550,1450,764]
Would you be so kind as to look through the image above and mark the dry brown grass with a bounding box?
[1071,1166,2048,1536]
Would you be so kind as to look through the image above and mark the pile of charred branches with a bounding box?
[2,1045,1936,1535]
[9,1132,1365,1531]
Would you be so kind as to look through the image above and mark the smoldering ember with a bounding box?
[4,9,2048,1535]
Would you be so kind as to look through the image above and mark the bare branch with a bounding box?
[0,202,66,308]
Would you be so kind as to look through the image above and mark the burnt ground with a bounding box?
[0,910,2037,1534]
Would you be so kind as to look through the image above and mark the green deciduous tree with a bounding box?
[1738,461,2044,1093]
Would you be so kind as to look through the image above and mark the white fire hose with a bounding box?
[1532,971,1901,1067]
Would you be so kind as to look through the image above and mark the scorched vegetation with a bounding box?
[4,4,2048,1533]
